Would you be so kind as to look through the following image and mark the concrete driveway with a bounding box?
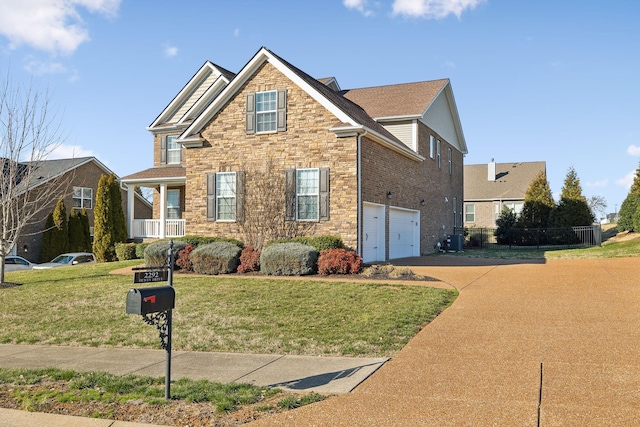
[248,256,640,426]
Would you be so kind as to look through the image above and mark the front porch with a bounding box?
[131,219,186,239]
[121,166,187,240]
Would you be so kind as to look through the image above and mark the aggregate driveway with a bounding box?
[249,256,640,426]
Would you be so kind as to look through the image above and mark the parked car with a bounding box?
[33,252,96,269]
[3,255,36,272]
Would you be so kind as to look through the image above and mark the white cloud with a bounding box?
[23,57,67,75]
[627,144,640,156]
[164,45,178,58]
[0,0,121,55]
[343,0,375,16]
[445,60,456,68]
[234,28,240,37]
[48,144,95,159]
[392,0,485,19]
[586,179,608,188]
[615,170,635,189]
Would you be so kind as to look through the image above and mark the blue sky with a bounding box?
[1,0,638,217]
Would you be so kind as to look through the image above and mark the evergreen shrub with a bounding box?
[317,248,362,275]
[135,243,150,259]
[237,246,260,273]
[265,235,343,252]
[115,243,137,261]
[180,235,244,249]
[260,243,318,276]
[190,242,242,275]
[144,240,187,267]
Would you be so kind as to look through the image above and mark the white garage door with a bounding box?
[389,208,420,260]
[363,203,385,263]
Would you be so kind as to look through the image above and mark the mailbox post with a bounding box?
[126,240,175,399]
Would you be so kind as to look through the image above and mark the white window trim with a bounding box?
[73,186,93,209]
[216,172,237,221]
[296,168,319,221]
[436,140,441,169]
[256,90,277,133]
[429,135,435,159]
[167,135,181,164]
[448,147,452,175]
[465,204,475,223]
[167,189,181,219]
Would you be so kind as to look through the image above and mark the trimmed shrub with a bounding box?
[135,242,150,259]
[317,249,362,275]
[115,243,137,261]
[144,240,187,267]
[238,246,261,273]
[260,243,318,276]
[266,235,343,252]
[190,242,242,275]
[176,245,194,272]
[180,235,244,249]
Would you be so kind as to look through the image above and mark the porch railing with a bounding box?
[132,219,186,239]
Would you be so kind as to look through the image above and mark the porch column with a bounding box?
[159,183,167,238]
[127,184,136,239]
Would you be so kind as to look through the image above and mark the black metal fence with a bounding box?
[453,225,602,250]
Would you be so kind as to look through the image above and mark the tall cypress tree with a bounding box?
[518,170,555,228]
[550,167,593,227]
[93,173,127,262]
[39,212,55,262]
[79,208,92,252]
[618,163,640,231]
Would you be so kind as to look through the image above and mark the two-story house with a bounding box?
[463,160,546,228]
[13,157,152,262]
[121,47,468,262]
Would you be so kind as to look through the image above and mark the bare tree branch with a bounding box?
[0,71,69,283]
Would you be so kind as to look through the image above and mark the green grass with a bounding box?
[448,234,640,260]
[0,367,278,413]
[1,260,456,357]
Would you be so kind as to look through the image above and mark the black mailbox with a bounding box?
[126,286,175,315]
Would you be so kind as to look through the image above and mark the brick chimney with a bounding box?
[488,159,496,181]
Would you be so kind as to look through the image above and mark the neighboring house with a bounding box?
[14,157,152,263]
[121,47,467,262]
[463,160,546,228]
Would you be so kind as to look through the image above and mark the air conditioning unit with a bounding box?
[447,234,463,251]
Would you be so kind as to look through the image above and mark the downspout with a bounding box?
[357,129,368,259]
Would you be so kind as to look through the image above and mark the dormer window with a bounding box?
[246,90,287,134]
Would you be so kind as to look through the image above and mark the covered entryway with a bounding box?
[389,207,420,259]
[362,203,385,263]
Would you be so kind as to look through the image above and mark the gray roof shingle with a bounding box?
[464,161,546,201]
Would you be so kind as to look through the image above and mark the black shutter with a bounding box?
[277,89,287,132]
[206,173,216,221]
[160,135,167,164]
[285,169,296,221]
[319,168,329,221]
[246,93,256,134]
[235,171,245,222]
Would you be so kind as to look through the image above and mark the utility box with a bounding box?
[126,286,175,315]
[447,234,463,251]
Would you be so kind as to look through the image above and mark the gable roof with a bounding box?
[342,80,449,118]
[464,161,546,201]
[13,157,151,207]
[178,47,425,161]
[148,61,236,131]
[343,80,467,155]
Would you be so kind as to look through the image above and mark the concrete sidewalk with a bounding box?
[0,344,387,427]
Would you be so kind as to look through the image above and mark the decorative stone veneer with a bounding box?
[184,62,359,249]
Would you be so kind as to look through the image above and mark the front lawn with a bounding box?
[0,260,456,357]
